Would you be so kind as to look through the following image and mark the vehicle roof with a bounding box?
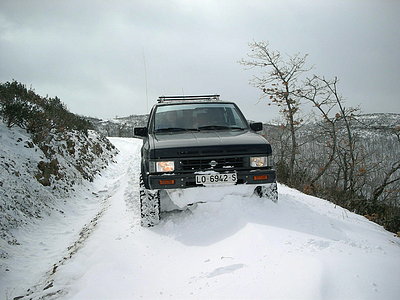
[154,94,238,107]
[154,101,236,107]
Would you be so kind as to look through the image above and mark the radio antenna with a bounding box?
[143,49,149,111]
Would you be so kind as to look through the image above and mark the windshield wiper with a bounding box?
[227,126,245,130]
[197,125,244,131]
[155,127,199,133]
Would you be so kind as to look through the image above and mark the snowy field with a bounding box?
[1,137,400,300]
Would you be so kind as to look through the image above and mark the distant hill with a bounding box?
[87,114,148,137]
[354,113,400,130]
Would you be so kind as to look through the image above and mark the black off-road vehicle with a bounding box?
[134,95,277,226]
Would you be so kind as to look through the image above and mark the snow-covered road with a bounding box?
[2,137,400,300]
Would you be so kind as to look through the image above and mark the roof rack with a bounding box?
[157,94,220,103]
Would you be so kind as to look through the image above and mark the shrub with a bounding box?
[0,80,93,136]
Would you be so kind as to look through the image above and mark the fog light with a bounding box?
[253,175,268,181]
[159,179,175,185]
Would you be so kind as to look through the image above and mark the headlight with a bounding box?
[250,156,272,167]
[156,161,175,172]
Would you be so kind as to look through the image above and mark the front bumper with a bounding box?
[147,169,276,190]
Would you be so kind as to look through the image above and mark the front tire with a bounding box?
[139,174,160,227]
[255,182,278,203]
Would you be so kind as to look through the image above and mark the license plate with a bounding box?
[195,173,237,185]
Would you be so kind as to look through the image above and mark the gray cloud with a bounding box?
[1,0,399,121]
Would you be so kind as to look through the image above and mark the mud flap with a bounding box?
[254,182,278,203]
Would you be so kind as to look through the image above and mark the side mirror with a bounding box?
[250,122,263,132]
[134,127,148,137]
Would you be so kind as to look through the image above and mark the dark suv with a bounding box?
[134,95,277,226]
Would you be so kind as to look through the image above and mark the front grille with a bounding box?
[180,157,244,171]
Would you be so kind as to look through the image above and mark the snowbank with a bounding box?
[0,121,118,252]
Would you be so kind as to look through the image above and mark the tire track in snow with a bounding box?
[11,138,140,300]
[12,192,112,300]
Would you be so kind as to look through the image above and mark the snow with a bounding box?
[1,137,400,300]
[0,120,117,250]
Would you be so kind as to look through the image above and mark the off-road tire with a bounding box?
[255,182,278,203]
[139,174,160,227]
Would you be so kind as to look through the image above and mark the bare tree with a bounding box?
[305,76,362,195]
[239,43,399,233]
[300,76,339,192]
[240,41,311,181]
[372,127,400,203]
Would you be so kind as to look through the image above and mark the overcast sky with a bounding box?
[1,0,399,122]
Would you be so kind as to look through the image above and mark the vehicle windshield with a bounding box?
[153,103,248,133]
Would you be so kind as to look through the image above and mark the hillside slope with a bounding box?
[0,121,118,251]
[0,81,119,250]
[2,138,399,300]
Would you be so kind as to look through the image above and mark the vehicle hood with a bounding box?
[150,130,272,159]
